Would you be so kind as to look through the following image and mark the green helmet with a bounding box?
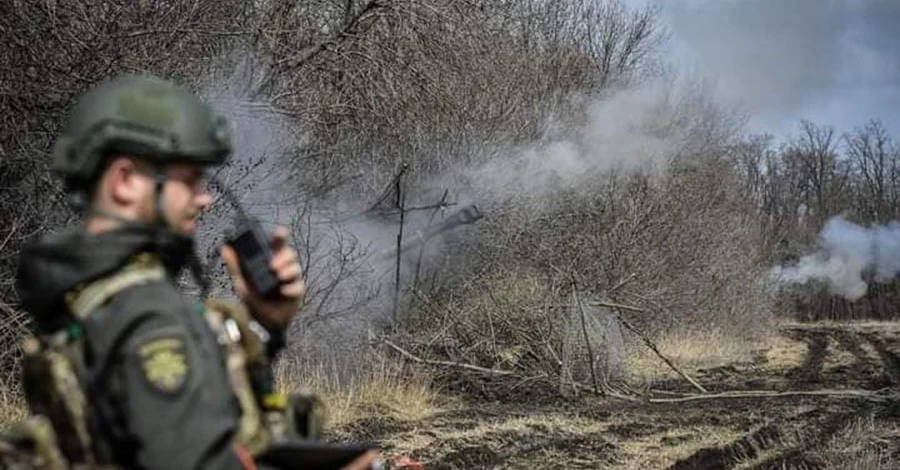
[52,74,232,189]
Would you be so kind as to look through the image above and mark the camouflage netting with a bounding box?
[559,303,626,395]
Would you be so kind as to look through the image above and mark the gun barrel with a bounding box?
[379,204,483,261]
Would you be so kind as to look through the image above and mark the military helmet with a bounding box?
[52,74,232,189]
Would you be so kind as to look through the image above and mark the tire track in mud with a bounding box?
[666,425,783,470]
[747,448,822,470]
[860,332,900,386]
[787,327,900,387]
[830,330,875,368]
[667,325,897,470]
[786,329,829,384]
[743,409,868,470]
[664,406,831,470]
[667,406,869,470]
[369,324,900,469]
[427,429,615,470]
[829,329,885,387]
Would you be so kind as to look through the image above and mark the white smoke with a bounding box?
[770,216,900,300]
[452,77,713,205]
[191,55,735,368]
[199,66,295,224]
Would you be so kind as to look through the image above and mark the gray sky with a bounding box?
[628,0,900,139]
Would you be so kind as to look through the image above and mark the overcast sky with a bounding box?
[628,0,900,139]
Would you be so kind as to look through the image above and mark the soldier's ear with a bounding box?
[105,155,150,206]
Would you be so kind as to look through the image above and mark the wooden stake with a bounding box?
[572,281,602,396]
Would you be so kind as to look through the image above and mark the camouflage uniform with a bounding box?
[9,75,317,470]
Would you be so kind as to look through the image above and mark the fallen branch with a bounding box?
[381,339,515,376]
[568,380,641,402]
[379,339,640,402]
[648,388,892,404]
[586,300,646,313]
[599,306,708,394]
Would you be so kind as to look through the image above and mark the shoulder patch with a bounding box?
[138,336,189,394]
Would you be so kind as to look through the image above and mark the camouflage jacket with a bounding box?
[15,225,294,470]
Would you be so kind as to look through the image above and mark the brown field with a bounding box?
[331,321,900,470]
[0,321,896,469]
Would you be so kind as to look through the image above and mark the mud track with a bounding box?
[340,322,900,469]
[861,332,900,386]
[786,328,829,385]
[667,424,783,470]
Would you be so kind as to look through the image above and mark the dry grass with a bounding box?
[626,328,763,383]
[821,414,897,470]
[274,354,443,432]
[0,355,441,436]
[0,390,27,430]
[760,333,807,371]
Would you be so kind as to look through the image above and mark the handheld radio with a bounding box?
[213,178,284,299]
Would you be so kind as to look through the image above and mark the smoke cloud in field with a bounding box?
[193,63,713,364]
[201,71,297,223]
[453,78,703,206]
[770,216,900,300]
[187,14,739,366]
[617,0,900,306]
[198,58,721,291]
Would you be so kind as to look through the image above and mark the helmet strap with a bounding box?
[149,166,212,298]
[87,206,147,230]
[152,168,169,230]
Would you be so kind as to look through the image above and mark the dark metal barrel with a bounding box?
[380,204,483,261]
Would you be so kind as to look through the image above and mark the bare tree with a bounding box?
[846,120,898,222]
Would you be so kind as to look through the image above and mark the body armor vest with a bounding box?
[0,255,322,469]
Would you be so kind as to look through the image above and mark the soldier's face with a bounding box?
[150,163,212,235]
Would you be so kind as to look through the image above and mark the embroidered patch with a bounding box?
[138,336,189,394]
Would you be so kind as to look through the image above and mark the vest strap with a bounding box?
[66,254,166,320]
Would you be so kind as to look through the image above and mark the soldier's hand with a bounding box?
[220,226,305,331]
[341,451,381,470]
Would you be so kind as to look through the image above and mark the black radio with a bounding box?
[227,216,283,299]
[213,176,284,300]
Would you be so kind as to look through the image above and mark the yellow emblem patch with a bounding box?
[139,337,188,394]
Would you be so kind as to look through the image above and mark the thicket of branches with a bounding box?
[735,119,900,321]
[0,0,897,391]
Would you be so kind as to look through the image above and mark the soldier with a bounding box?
[13,74,378,470]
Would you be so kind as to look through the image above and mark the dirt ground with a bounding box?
[339,322,900,469]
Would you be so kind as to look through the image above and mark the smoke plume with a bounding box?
[451,77,716,207]
[770,216,900,300]
[188,24,739,367]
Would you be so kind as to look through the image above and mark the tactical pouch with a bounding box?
[20,334,97,467]
[0,415,67,470]
[203,299,275,454]
[10,254,167,470]
[284,392,326,440]
[203,300,326,446]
